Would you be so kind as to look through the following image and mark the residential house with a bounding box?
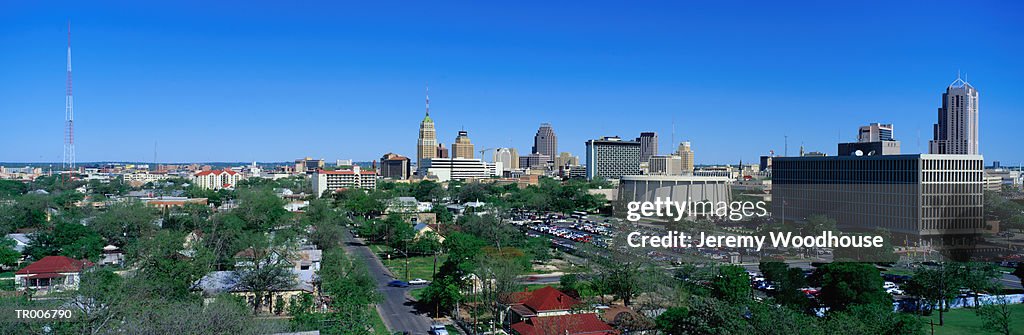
[510,313,618,335]
[413,223,445,244]
[506,286,581,323]
[191,270,313,315]
[14,256,94,294]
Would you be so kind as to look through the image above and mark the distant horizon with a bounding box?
[2,2,1022,164]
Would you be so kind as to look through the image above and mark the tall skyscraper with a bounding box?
[452,130,475,159]
[416,86,437,169]
[930,75,979,155]
[636,132,658,163]
[494,148,520,170]
[585,136,641,180]
[533,123,557,163]
[676,141,695,173]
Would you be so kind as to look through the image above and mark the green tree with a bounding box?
[661,296,752,334]
[961,262,999,307]
[0,238,20,267]
[89,200,158,247]
[748,302,824,335]
[976,295,1013,335]
[654,306,690,335]
[759,261,788,284]
[774,267,812,311]
[420,274,463,317]
[824,303,922,335]
[128,230,212,300]
[810,262,890,312]
[0,180,27,198]
[235,187,290,231]
[317,248,380,334]
[905,263,962,325]
[712,265,751,303]
[25,221,104,260]
[0,193,53,232]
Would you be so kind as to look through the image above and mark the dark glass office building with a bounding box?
[772,154,984,240]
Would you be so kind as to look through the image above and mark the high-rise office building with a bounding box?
[380,153,411,180]
[494,148,520,170]
[533,123,557,162]
[636,132,658,163]
[436,143,449,159]
[930,76,979,155]
[585,136,641,180]
[416,88,437,169]
[676,142,695,174]
[452,130,475,159]
[773,154,984,238]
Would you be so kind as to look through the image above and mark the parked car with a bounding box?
[409,278,429,285]
[387,280,409,288]
[430,323,449,335]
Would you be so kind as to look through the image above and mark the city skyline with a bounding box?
[2,2,1023,164]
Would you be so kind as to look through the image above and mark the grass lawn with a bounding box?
[922,303,1024,335]
[369,306,390,335]
[371,244,446,281]
[410,287,427,301]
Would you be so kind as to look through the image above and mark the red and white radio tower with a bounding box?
[63,21,75,171]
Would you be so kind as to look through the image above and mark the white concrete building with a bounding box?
[312,165,378,197]
[419,157,500,182]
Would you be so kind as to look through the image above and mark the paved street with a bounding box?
[343,230,433,334]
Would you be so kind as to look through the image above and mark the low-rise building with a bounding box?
[418,157,500,182]
[15,256,93,294]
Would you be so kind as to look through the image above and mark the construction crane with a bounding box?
[478,147,496,161]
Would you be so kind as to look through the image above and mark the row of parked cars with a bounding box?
[386,278,430,288]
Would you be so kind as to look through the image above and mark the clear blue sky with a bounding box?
[2,1,1022,165]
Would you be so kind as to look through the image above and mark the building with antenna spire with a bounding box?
[929,74,980,155]
[416,84,437,170]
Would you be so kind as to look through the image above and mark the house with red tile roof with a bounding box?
[191,169,246,190]
[506,286,581,322]
[510,313,618,335]
[14,256,94,294]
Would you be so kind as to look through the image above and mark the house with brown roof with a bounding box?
[510,313,618,335]
[14,256,94,294]
[506,286,581,322]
